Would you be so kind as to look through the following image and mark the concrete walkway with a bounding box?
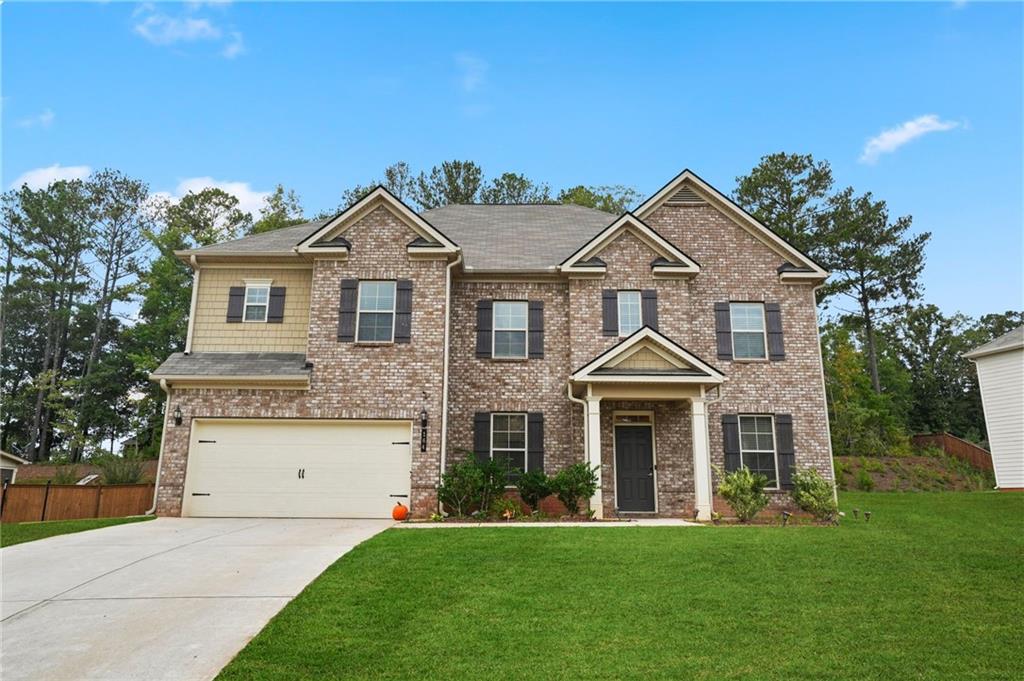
[1,517,392,680]
[396,518,703,528]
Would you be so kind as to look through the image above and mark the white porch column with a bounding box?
[585,395,603,518]
[691,399,713,520]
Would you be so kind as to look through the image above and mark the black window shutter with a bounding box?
[226,287,245,323]
[714,302,733,360]
[602,290,618,336]
[722,414,740,472]
[641,289,658,331]
[473,413,491,465]
[267,287,286,323]
[476,300,493,358]
[766,303,785,360]
[394,280,413,343]
[527,413,544,473]
[775,414,795,489]
[337,279,358,342]
[528,300,544,358]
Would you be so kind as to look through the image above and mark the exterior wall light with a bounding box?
[174,406,183,426]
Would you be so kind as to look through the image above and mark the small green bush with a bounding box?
[790,468,838,522]
[94,456,144,485]
[492,497,520,520]
[515,470,551,513]
[438,459,483,517]
[856,468,875,491]
[715,466,770,522]
[860,456,885,473]
[550,463,599,516]
[476,457,508,515]
[52,465,80,485]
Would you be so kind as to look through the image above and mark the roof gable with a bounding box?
[634,169,828,280]
[297,187,458,256]
[560,212,700,277]
[571,327,725,384]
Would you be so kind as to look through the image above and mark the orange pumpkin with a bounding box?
[392,502,409,521]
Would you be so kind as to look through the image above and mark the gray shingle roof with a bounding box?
[182,204,617,271]
[963,326,1024,360]
[151,352,310,378]
[422,204,616,271]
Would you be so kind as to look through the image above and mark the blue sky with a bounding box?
[4,1,1021,317]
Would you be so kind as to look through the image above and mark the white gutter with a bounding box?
[145,379,171,515]
[812,283,839,504]
[184,255,199,354]
[437,252,463,511]
[566,382,588,466]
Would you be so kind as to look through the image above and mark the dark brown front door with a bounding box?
[615,426,655,512]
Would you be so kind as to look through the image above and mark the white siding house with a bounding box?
[964,326,1024,490]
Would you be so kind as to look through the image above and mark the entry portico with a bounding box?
[569,327,726,520]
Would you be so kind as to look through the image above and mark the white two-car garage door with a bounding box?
[182,419,412,518]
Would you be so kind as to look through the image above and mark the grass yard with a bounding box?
[219,492,1024,680]
[0,515,153,547]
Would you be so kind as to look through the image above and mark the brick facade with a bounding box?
[156,179,833,520]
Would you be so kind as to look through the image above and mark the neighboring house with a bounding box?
[150,169,834,520]
[964,326,1024,491]
[1,449,29,484]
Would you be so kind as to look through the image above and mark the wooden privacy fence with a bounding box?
[0,483,154,523]
[913,432,994,472]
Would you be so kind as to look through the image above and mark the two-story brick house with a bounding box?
[150,169,834,520]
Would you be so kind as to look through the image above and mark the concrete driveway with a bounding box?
[1,517,392,680]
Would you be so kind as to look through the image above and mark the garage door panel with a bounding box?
[183,419,412,518]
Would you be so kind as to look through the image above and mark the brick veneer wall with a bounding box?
[156,206,449,517]
[446,280,579,474]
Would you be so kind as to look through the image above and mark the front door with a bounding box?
[615,425,655,512]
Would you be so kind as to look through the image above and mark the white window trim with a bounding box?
[617,290,643,337]
[730,302,768,361]
[611,410,658,514]
[490,412,528,484]
[242,280,272,323]
[492,300,529,359]
[738,414,780,491]
[356,280,397,344]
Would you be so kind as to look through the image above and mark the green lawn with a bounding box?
[219,492,1024,680]
[0,515,153,547]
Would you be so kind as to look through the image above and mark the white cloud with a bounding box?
[16,108,55,129]
[222,31,245,59]
[951,0,968,9]
[454,52,488,93]
[165,177,269,217]
[132,3,244,58]
[9,164,92,190]
[859,114,960,164]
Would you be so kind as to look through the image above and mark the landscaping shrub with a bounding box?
[860,456,885,473]
[52,464,80,485]
[492,497,520,520]
[515,470,551,513]
[437,459,483,517]
[550,463,599,517]
[476,457,508,515]
[790,468,838,522]
[715,466,769,522]
[856,468,875,491]
[94,456,144,484]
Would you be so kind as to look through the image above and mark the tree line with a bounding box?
[0,156,1018,462]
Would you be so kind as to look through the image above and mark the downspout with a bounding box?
[437,252,463,512]
[566,382,588,463]
[145,379,171,515]
[812,283,839,503]
[184,255,200,355]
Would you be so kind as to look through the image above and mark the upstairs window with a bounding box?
[730,302,767,359]
[493,301,528,358]
[739,415,778,487]
[617,290,642,336]
[243,284,270,322]
[357,281,396,342]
